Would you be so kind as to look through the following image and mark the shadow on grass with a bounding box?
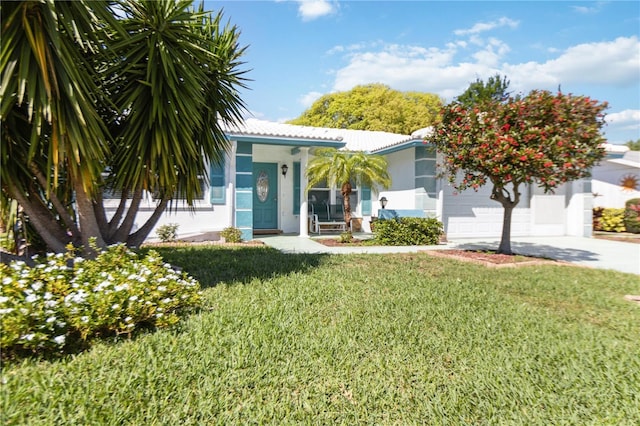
[455,241,599,263]
[142,245,328,288]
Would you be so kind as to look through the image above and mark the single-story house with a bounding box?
[592,144,640,208]
[116,119,594,242]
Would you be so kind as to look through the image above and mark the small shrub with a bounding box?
[373,217,444,246]
[0,244,201,360]
[156,223,179,242]
[220,227,242,243]
[623,198,640,234]
[599,208,626,232]
[592,207,605,231]
[339,231,353,243]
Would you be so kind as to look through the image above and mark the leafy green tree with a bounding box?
[434,88,608,254]
[288,84,442,135]
[1,0,248,254]
[455,74,511,108]
[625,139,640,151]
[306,149,391,227]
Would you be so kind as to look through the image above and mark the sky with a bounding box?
[206,0,640,144]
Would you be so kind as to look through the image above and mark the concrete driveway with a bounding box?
[257,234,640,275]
[449,236,640,275]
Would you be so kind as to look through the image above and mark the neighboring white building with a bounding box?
[114,119,597,242]
[592,144,640,208]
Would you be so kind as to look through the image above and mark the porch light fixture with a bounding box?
[281,164,288,177]
[379,196,388,209]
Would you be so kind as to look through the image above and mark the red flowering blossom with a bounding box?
[433,89,608,253]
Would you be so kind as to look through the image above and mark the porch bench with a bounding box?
[378,209,426,220]
[309,202,348,234]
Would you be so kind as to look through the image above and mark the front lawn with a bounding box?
[2,246,639,425]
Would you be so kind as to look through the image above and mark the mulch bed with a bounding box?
[313,238,369,247]
[424,249,560,268]
[593,232,640,244]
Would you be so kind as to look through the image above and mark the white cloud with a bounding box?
[299,91,324,107]
[503,36,640,90]
[329,35,639,106]
[296,0,337,21]
[607,109,640,130]
[572,2,606,14]
[454,17,519,36]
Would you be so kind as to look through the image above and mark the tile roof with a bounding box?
[221,118,343,142]
[222,118,424,153]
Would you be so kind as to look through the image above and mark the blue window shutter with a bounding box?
[361,185,371,215]
[293,162,301,214]
[210,158,226,204]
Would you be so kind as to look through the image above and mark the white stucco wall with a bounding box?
[592,159,640,208]
[385,149,415,191]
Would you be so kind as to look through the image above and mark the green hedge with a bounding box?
[373,217,444,246]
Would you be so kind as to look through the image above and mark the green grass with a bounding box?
[2,246,639,425]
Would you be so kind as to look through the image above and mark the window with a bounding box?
[210,158,226,204]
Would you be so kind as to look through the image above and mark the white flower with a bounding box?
[161,298,172,304]
[22,334,35,341]
[0,308,15,315]
[2,277,12,285]
[44,300,58,308]
[124,316,132,322]
[25,294,39,303]
[53,335,66,345]
[43,292,53,300]
[31,281,43,292]
[0,296,9,304]
[112,303,120,310]
[46,316,57,323]
[80,316,89,323]
[157,286,167,292]
[129,295,138,302]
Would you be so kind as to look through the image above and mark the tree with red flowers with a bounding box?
[434,85,608,254]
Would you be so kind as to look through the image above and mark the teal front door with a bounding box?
[253,163,278,229]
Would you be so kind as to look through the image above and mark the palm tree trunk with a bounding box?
[74,179,107,255]
[110,188,143,243]
[341,182,352,229]
[4,182,69,253]
[106,188,130,238]
[30,163,80,236]
[126,197,169,247]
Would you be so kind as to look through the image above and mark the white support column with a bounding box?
[299,148,310,237]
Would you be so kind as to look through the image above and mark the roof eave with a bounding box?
[372,138,428,155]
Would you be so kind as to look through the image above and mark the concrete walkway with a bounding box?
[255,234,640,275]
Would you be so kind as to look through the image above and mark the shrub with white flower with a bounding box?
[0,243,201,359]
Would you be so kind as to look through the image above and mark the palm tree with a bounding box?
[1,0,248,254]
[306,148,391,229]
